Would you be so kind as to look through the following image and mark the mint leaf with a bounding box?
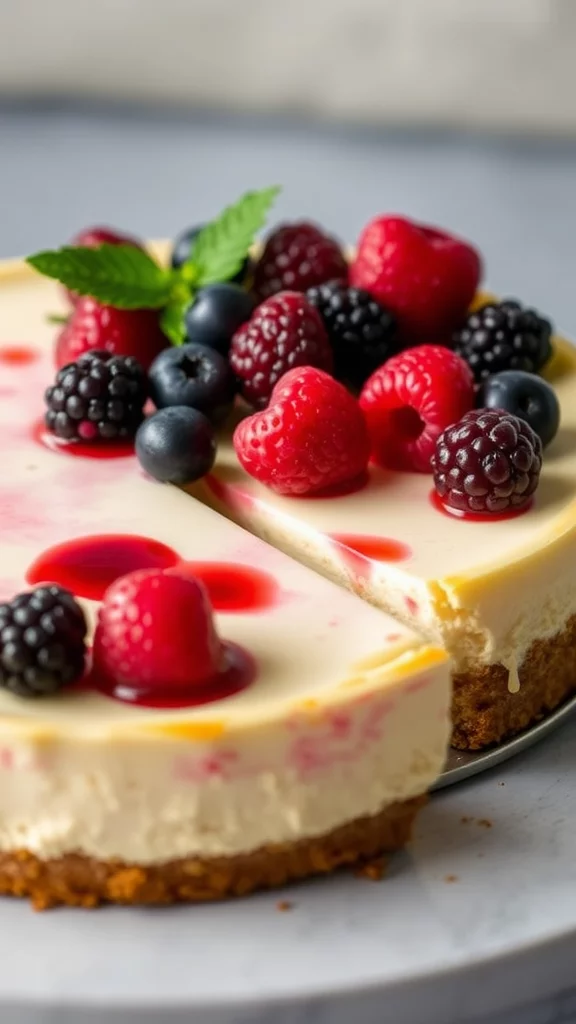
[160,300,188,346]
[27,245,173,309]
[191,186,280,287]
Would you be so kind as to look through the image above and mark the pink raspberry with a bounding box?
[350,215,482,341]
[233,366,370,496]
[55,297,167,372]
[229,291,333,408]
[92,569,222,696]
[359,345,475,472]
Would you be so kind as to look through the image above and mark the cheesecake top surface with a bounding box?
[0,261,445,739]
[206,320,576,590]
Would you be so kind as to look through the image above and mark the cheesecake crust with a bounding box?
[452,613,576,749]
[0,796,425,910]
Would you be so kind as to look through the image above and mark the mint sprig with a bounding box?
[27,244,173,310]
[27,185,281,345]
[191,186,280,287]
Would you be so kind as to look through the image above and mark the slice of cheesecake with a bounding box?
[0,261,450,907]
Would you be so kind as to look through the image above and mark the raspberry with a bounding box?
[0,585,87,697]
[233,367,370,496]
[350,216,482,341]
[93,569,222,696]
[229,291,333,408]
[66,227,143,306]
[359,345,474,473]
[45,350,148,443]
[253,222,348,301]
[306,281,397,388]
[432,409,542,515]
[55,297,167,372]
[452,300,553,384]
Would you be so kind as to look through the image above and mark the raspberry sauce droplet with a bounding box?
[26,534,181,600]
[175,562,280,613]
[32,418,135,459]
[332,533,411,584]
[0,345,39,365]
[429,488,534,522]
[87,641,256,709]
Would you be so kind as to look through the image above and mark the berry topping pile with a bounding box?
[306,282,397,389]
[360,345,475,472]
[233,367,369,496]
[432,409,542,516]
[0,586,87,697]
[93,569,223,699]
[453,300,553,383]
[253,222,347,301]
[350,216,482,341]
[230,291,333,407]
[29,185,561,514]
[45,351,148,443]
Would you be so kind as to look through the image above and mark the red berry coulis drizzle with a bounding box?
[32,418,135,459]
[0,345,39,366]
[332,533,411,583]
[429,489,534,522]
[85,642,256,710]
[26,534,180,600]
[176,562,280,613]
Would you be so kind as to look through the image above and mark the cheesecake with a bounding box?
[0,259,450,908]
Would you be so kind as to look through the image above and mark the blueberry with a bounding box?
[184,283,255,355]
[478,370,560,447]
[136,407,216,485]
[171,223,252,284]
[149,343,236,424]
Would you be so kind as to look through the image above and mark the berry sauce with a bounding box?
[32,418,135,459]
[332,534,412,583]
[0,345,39,365]
[26,534,180,600]
[86,641,256,709]
[175,562,279,613]
[429,489,534,522]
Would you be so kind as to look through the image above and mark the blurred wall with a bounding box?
[0,0,575,132]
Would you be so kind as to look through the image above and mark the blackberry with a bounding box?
[0,586,87,697]
[453,300,553,384]
[432,409,542,516]
[307,282,397,388]
[45,350,148,443]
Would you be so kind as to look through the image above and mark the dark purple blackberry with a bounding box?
[306,282,397,388]
[0,586,87,697]
[452,300,553,384]
[432,409,542,516]
[44,350,148,443]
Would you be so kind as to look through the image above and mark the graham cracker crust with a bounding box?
[452,613,576,749]
[0,796,425,910]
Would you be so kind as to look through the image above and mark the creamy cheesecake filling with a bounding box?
[0,653,448,862]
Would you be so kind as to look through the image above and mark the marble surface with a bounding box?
[2,103,576,1024]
